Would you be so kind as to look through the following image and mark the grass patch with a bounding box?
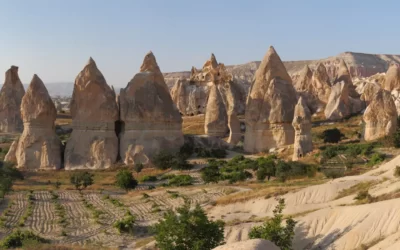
[102,194,124,207]
[335,181,376,200]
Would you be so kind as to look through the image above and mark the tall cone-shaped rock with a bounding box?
[120,52,183,165]
[7,75,61,170]
[244,46,296,153]
[334,59,358,97]
[0,66,25,132]
[204,84,228,137]
[312,63,332,104]
[383,63,400,91]
[360,81,381,106]
[363,89,397,141]
[293,65,313,91]
[292,97,313,160]
[65,58,118,170]
[170,79,189,115]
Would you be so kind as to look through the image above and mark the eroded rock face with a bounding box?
[204,84,228,137]
[244,46,296,153]
[383,64,400,91]
[7,75,61,170]
[0,66,25,132]
[292,97,313,160]
[363,89,397,141]
[334,59,359,98]
[324,81,364,120]
[120,52,184,165]
[170,54,246,116]
[293,64,331,113]
[360,81,381,106]
[65,58,119,170]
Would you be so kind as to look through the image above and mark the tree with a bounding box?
[249,198,297,250]
[0,162,23,198]
[133,163,144,174]
[201,165,221,183]
[153,202,225,250]
[115,169,138,192]
[275,161,292,182]
[319,128,343,143]
[70,172,94,191]
[257,158,276,181]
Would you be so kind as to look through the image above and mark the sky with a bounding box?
[0,0,399,87]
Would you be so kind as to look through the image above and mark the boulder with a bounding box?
[64,58,119,170]
[204,84,228,137]
[334,59,359,98]
[7,75,61,170]
[244,46,297,153]
[119,52,184,165]
[363,89,397,141]
[360,81,381,105]
[0,66,25,132]
[383,63,400,91]
[292,97,313,160]
[212,239,280,250]
[324,81,364,120]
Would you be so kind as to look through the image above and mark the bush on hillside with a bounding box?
[1,230,49,249]
[70,171,94,191]
[153,202,225,250]
[115,169,138,192]
[319,128,344,143]
[140,175,158,182]
[167,175,193,186]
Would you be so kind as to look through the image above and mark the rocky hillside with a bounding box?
[164,51,400,88]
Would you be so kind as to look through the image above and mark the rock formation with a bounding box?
[119,52,184,165]
[64,58,119,170]
[204,84,228,137]
[244,46,297,153]
[324,81,364,120]
[5,75,61,170]
[0,66,25,132]
[333,59,359,98]
[363,89,397,141]
[292,97,313,160]
[360,81,381,105]
[293,64,331,113]
[383,63,400,91]
[169,54,246,116]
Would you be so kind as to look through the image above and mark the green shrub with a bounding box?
[167,175,193,186]
[0,230,49,248]
[275,161,292,182]
[70,171,94,191]
[319,128,344,143]
[201,165,221,183]
[195,148,227,158]
[114,211,136,234]
[153,202,224,250]
[249,198,297,250]
[256,157,276,181]
[140,175,158,182]
[367,153,385,167]
[152,152,193,170]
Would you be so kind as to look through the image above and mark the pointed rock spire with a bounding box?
[140,51,161,74]
[8,74,61,170]
[210,53,218,68]
[205,84,228,137]
[363,89,397,141]
[334,59,359,97]
[65,58,119,170]
[314,63,330,84]
[244,46,296,153]
[292,96,313,160]
[0,65,25,132]
[294,65,313,91]
[383,63,400,91]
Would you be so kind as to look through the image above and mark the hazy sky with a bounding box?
[0,0,398,87]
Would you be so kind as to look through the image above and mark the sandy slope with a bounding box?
[215,155,400,249]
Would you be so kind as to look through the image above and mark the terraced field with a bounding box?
[0,186,237,248]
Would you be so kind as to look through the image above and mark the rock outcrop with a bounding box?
[119,52,184,165]
[0,66,25,132]
[363,89,397,141]
[292,97,313,160]
[6,75,61,170]
[333,59,359,98]
[244,46,297,153]
[383,63,400,91]
[169,54,246,116]
[324,81,364,120]
[204,84,228,137]
[54,100,62,113]
[293,64,331,113]
[64,58,119,170]
[212,239,280,250]
[360,81,381,105]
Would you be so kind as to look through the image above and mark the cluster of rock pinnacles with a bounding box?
[1,47,399,170]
